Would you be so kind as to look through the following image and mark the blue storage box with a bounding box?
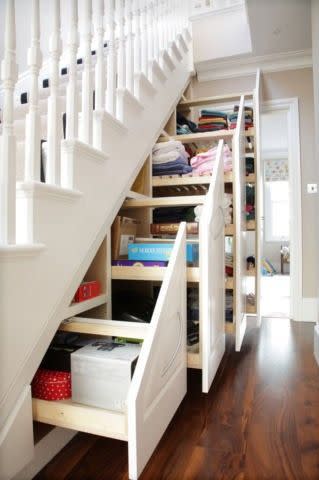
[128,243,199,263]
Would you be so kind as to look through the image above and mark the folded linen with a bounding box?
[153,140,185,155]
[200,109,228,118]
[152,150,189,165]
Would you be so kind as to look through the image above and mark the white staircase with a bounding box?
[0,1,193,478]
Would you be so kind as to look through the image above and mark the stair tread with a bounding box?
[60,317,149,339]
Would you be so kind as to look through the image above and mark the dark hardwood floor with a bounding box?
[34,319,319,480]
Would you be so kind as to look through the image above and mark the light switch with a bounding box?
[307,183,318,194]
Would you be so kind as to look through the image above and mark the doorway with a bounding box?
[259,99,302,320]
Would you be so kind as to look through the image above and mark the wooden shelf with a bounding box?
[247,220,256,231]
[60,318,149,340]
[64,294,107,319]
[225,277,234,290]
[32,398,127,441]
[187,352,201,369]
[225,322,235,335]
[123,195,205,208]
[152,174,212,187]
[112,266,199,282]
[151,172,256,187]
[246,268,256,277]
[161,128,254,144]
[177,91,254,109]
[246,304,257,314]
[225,224,234,236]
[126,190,149,200]
[166,130,234,144]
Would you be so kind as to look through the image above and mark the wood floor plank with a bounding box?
[34,319,319,480]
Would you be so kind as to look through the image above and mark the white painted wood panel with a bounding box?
[200,140,226,393]
[127,223,187,480]
[234,96,247,351]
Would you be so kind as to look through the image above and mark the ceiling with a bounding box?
[246,0,312,57]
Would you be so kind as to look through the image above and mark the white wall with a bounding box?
[191,7,252,64]
[311,0,319,320]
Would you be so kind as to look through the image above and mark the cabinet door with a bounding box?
[127,223,187,480]
[200,140,226,393]
[233,96,248,352]
[254,69,263,327]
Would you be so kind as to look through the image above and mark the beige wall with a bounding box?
[193,68,318,298]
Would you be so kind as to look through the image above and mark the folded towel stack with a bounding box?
[152,140,192,176]
[224,192,233,225]
[190,144,232,176]
[198,109,228,132]
[225,291,233,321]
[229,106,254,130]
[225,252,233,276]
[176,112,198,136]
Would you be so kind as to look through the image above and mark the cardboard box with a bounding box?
[128,242,199,263]
[73,280,101,303]
[111,216,139,260]
[71,341,141,412]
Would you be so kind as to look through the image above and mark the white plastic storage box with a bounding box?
[71,341,141,412]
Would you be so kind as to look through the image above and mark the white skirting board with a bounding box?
[314,325,319,367]
[13,427,77,480]
[300,298,318,323]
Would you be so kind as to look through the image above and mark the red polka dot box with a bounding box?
[32,369,71,401]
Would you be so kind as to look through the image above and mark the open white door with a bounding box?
[200,140,226,393]
[254,69,263,327]
[127,223,187,480]
[233,96,248,351]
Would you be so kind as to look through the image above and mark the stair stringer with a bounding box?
[0,36,192,476]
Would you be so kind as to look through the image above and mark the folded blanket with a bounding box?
[153,157,192,176]
[153,150,189,165]
[200,109,228,118]
[153,140,185,155]
[197,125,226,131]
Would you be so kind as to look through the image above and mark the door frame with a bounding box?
[261,98,302,321]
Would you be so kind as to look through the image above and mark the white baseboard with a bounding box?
[314,325,319,366]
[13,427,77,480]
[300,298,318,323]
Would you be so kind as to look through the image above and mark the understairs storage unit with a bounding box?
[0,1,194,478]
[152,72,262,353]
[119,138,226,393]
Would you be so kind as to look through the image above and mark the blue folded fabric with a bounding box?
[200,109,228,118]
[153,162,192,176]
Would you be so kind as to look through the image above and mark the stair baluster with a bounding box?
[125,0,134,94]
[105,0,116,116]
[46,0,62,185]
[140,0,149,78]
[116,0,126,94]
[0,0,18,244]
[133,0,141,90]
[24,0,42,183]
[147,1,154,68]
[153,0,160,64]
[93,0,106,112]
[65,0,79,141]
[79,0,93,145]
